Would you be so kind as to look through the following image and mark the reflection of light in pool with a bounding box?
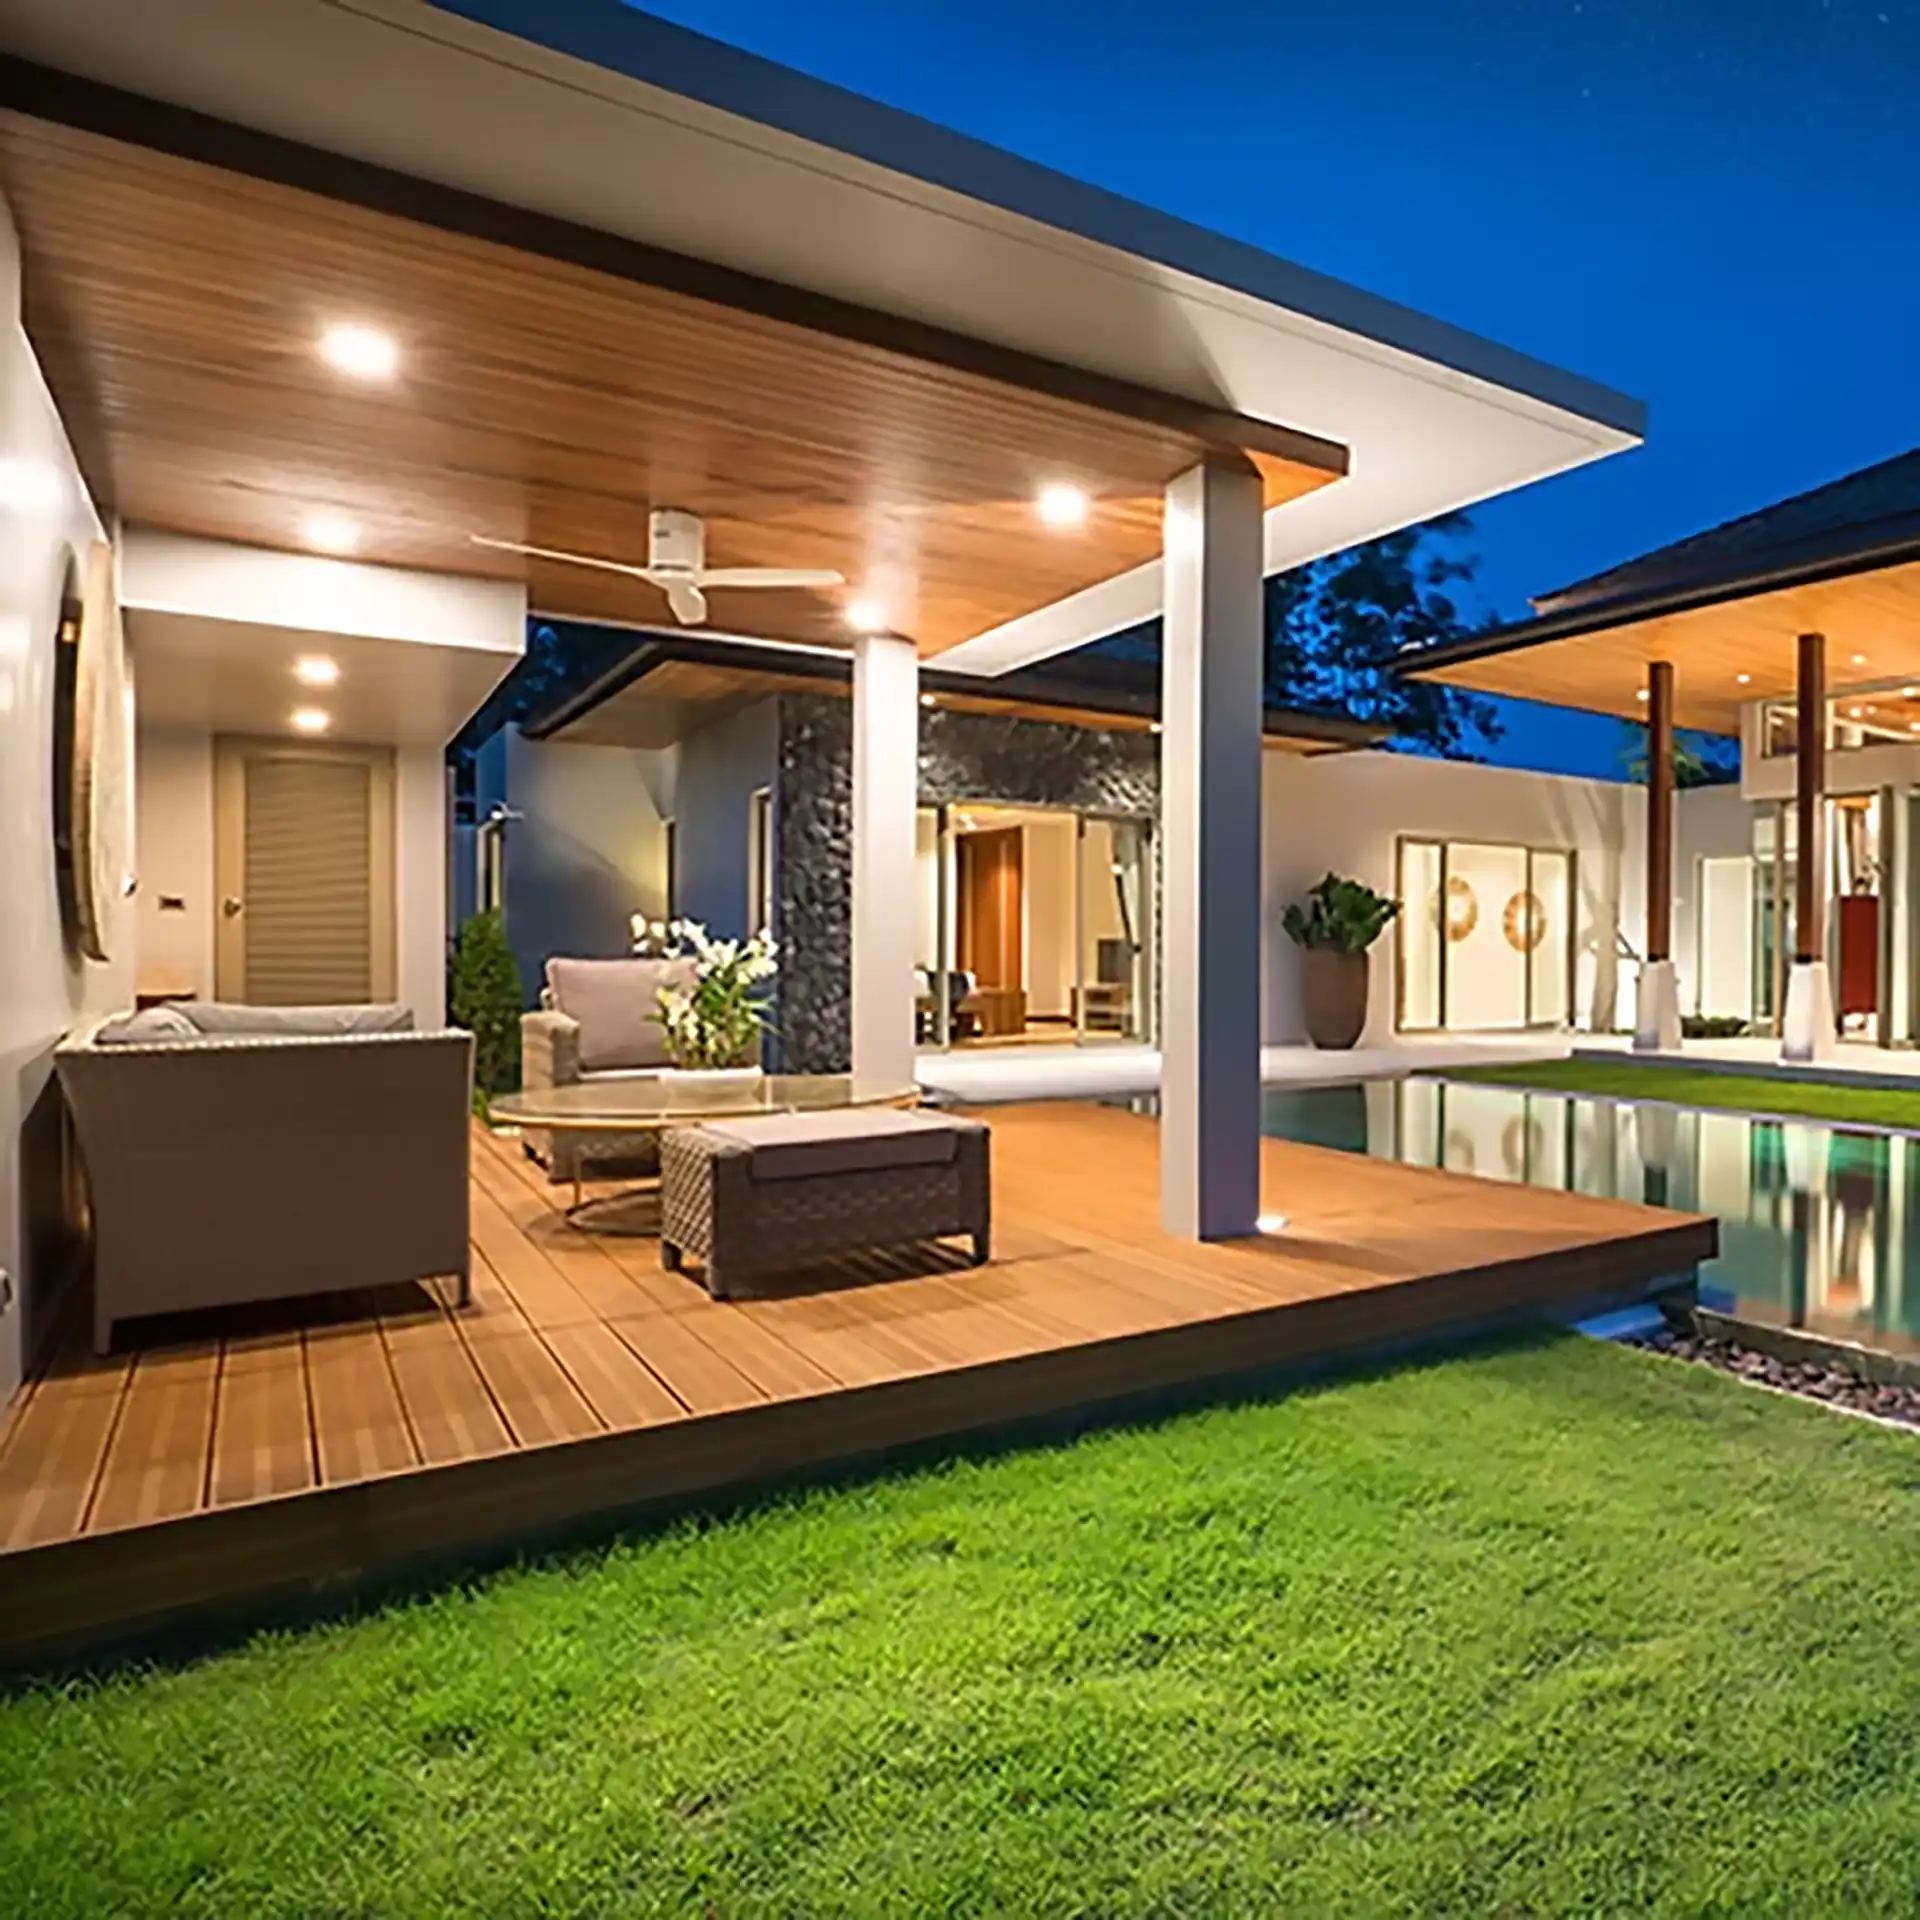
[1259,1079,1920,1364]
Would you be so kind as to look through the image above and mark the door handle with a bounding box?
[222,895,244,918]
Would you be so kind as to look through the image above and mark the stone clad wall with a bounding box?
[771,695,1159,1072]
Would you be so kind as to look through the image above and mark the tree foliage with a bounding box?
[1620,724,1741,788]
[1265,514,1503,758]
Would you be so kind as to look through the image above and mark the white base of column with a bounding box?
[1632,959,1682,1053]
[1781,960,1837,1063]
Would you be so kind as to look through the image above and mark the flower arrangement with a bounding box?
[631,916,778,1070]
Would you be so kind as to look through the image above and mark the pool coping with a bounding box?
[1409,1070,1920,1145]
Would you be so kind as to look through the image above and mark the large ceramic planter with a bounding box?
[1301,948,1369,1050]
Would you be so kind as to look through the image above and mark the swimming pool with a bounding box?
[1262,1078,1920,1357]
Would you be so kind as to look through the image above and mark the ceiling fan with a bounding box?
[471,508,844,628]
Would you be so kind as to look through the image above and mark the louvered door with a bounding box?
[214,740,396,1005]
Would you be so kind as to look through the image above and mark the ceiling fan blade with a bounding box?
[695,567,847,590]
[663,578,709,626]
[468,535,654,580]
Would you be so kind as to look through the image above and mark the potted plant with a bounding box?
[649,919,779,1083]
[1281,874,1400,1050]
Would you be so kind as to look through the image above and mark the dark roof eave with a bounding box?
[523,630,1385,747]
[1398,524,1920,679]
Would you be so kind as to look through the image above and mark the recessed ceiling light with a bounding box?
[318,322,399,380]
[293,655,340,688]
[290,707,331,734]
[1735,672,1751,685]
[846,598,887,633]
[303,512,360,555]
[1853,653,1869,666]
[1850,706,1866,717]
[1036,482,1090,528]
[918,692,936,708]
[1635,688,1649,702]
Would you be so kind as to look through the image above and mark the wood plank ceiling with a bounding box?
[1411,558,1920,734]
[0,111,1346,659]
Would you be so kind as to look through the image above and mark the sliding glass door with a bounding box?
[1397,837,1575,1033]
[915,801,1156,1050]
[1076,815,1155,1044]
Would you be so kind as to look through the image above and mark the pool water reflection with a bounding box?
[1263,1080,1920,1357]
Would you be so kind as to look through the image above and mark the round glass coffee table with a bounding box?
[488,1074,921,1234]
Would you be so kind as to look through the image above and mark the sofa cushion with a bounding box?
[700,1108,958,1182]
[546,957,692,1073]
[95,1005,201,1044]
[183,1002,415,1037]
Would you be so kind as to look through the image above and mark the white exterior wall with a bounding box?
[132,727,453,1028]
[674,699,778,941]
[396,745,450,1027]
[493,725,672,1002]
[1262,750,1647,1045]
[133,727,216,1000]
[1673,782,1759,1018]
[0,203,130,1401]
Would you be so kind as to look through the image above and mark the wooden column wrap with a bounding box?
[1795,631,1826,963]
[1646,660,1675,962]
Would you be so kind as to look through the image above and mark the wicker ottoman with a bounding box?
[659,1109,990,1300]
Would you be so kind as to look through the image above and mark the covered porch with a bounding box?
[0,1102,1711,1665]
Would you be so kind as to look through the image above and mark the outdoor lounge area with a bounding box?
[0,1101,1711,1664]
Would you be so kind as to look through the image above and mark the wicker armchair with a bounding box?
[520,956,692,1181]
[659,1111,990,1300]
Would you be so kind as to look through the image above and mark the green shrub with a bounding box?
[1681,1013,1750,1040]
[1281,873,1400,954]
[450,909,523,1096]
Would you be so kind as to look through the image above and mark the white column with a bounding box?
[851,631,920,1096]
[1160,457,1265,1240]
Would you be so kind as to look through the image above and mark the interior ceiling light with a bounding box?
[318,321,399,380]
[919,692,936,708]
[846,598,887,633]
[290,707,331,734]
[293,655,340,688]
[1635,688,1649,702]
[303,512,360,555]
[1853,653,1869,666]
[1735,672,1752,685]
[1036,482,1090,528]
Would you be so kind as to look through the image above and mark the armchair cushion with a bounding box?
[545,957,692,1073]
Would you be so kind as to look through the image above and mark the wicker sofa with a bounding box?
[660,1109,990,1299]
[520,956,693,1181]
[57,1003,473,1352]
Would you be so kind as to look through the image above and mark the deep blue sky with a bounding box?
[636,0,1920,777]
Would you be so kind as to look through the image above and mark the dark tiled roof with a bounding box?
[1535,446,1920,616]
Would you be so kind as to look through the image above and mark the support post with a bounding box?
[850,631,920,1097]
[1159,456,1264,1240]
[1634,659,1681,1051]
[1782,629,1835,1062]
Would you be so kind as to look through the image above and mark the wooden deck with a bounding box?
[0,1103,1714,1664]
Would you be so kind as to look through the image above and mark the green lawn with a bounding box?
[8,1337,1920,1916]
[1452,1055,1920,1131]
